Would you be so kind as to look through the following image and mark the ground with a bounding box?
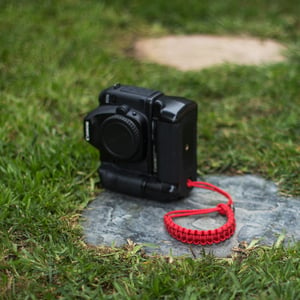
[0,0,300,298]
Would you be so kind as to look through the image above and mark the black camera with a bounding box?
[84,84,197,201]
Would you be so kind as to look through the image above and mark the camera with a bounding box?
[84,84,197,201]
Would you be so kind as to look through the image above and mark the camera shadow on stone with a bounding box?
[82,175,300,258]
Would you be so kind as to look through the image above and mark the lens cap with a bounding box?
[100,115,141,160]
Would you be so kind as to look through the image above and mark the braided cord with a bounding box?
[164,180,236,245]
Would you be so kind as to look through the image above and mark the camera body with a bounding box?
[84,84,197,201]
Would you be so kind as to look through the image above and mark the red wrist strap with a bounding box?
[164,179,236,245]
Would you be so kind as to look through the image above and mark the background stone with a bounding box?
[134,35,286,71]
[82,175,299,257]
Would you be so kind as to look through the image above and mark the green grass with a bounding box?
[1,0,300,298]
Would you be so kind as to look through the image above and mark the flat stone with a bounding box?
[134,35,286,71]
[82,175,300,257]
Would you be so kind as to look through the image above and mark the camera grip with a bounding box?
[99,165,144,197]
[156,109,197,197]
[99,164,183,200]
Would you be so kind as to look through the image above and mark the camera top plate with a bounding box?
[99,84,163,116]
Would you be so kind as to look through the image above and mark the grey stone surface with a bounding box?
[82,175,300,257]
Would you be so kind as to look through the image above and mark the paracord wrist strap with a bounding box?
[164,179,236,245]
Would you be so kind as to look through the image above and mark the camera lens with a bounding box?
[100,115,141,160]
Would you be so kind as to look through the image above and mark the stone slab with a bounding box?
[134,35,286,71]
[82,175,300,257]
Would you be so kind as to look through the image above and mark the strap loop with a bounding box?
[164,180,236,245]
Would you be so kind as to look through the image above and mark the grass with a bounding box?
[0,0,299,298]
